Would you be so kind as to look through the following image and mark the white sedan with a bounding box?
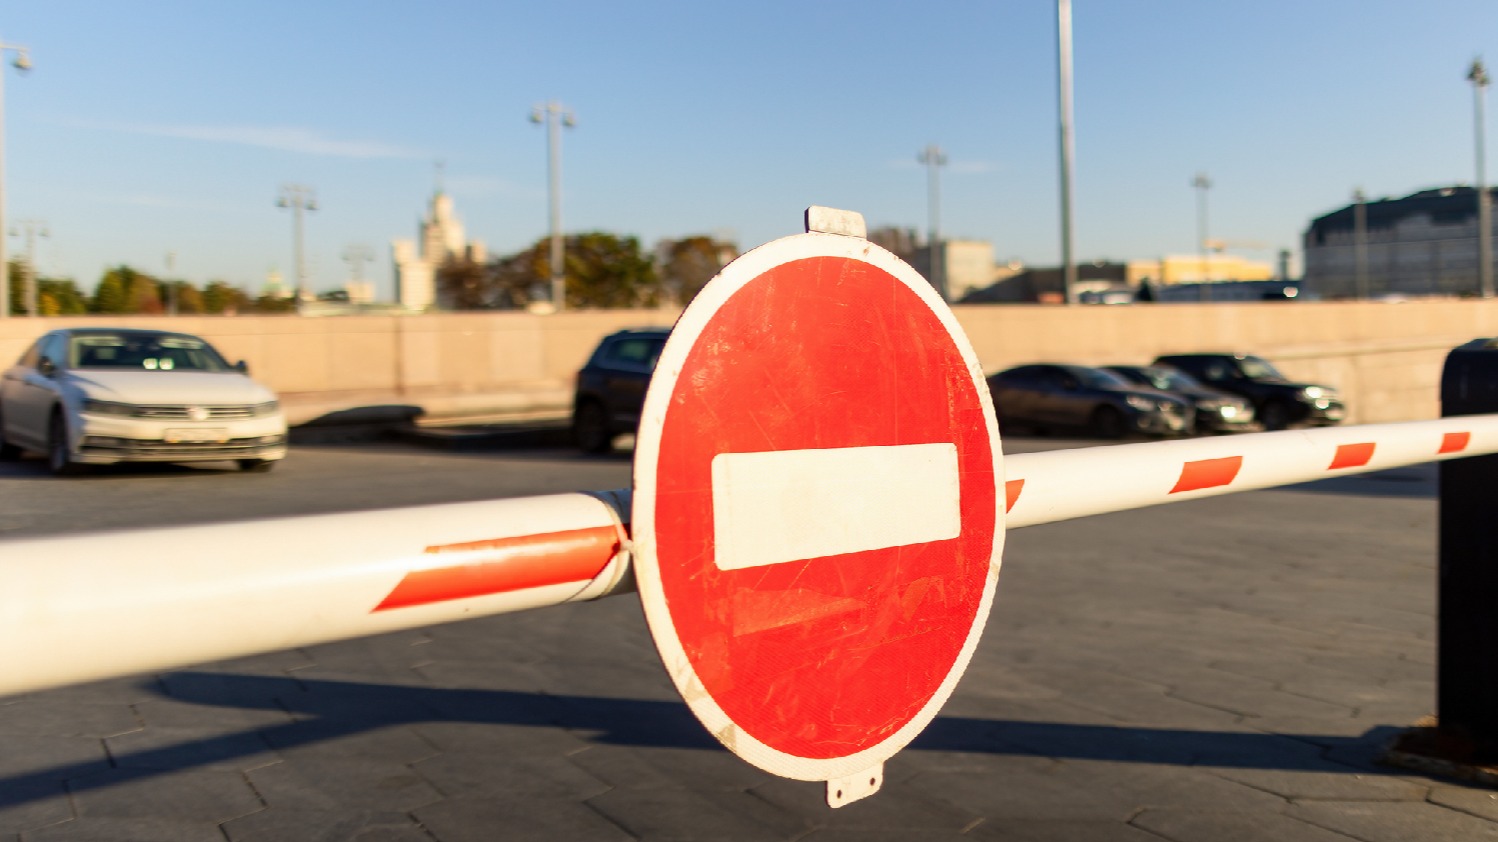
[0,327,288,475]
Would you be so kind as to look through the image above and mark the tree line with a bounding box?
[5,262,298,317]
[437,232,734,310]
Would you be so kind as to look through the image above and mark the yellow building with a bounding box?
[1127,254,1275,287]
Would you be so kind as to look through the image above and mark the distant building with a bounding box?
[391,189,486,311]
[1125,255,1275,288]
[961,261,1128,304]
[344,281,375,304]
[262,269,293,300]
[1304,186,1497,298]
[868,226,999,301]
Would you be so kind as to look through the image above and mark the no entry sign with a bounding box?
[632,208,1004,806]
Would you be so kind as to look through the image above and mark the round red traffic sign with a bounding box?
[632,223,1004,795]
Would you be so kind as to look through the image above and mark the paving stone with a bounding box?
[587,787,804,841]
[1131,808,1365,842]
[1205,767,1428,802]
[1426,786,1498,823]
[412,749,611,799]
[798,828,972,842]
[751,777,979,832]
[414,794,632,842]
[974,817,1167,841]
[104,726,280,772]
[1288,800,1498,841]
[133,698,294,731]
[19,817,225,842]
[0,702,139,739]
[0,735,110,778]
[567,745,769,792]
[258,720,440,764]
[246,757,442,812]
[222,808,432,842]
[156,672,301,709]
[0,781,72,837]
[66,767,262,823]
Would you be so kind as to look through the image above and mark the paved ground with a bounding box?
[0,434,1491,840]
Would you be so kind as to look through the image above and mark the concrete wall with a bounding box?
[2,300,1496,425]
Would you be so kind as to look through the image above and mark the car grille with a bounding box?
[131,404,267,420]
[81,434,287,458]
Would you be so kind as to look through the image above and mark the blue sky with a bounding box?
[4,1,1498,300]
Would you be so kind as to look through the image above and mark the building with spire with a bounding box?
[391,178,486,311]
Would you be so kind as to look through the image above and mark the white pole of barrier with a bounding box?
[1003,416,1498,528]
[0,490,632,697]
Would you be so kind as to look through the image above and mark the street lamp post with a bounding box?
[917,144,948,300]
[1191,172,1212,301]
[0,37,31,319]
[1353,188,1369,300]
[1056,0,1077,305]
[9,218,46,316]
[531,101,575,311]
[1469,58,1494,299]
[276,185,317,302]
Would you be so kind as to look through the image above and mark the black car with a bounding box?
[571,327,670,452]
[1151,353,1345,431]
[987,363,1191,439]
[1104,364,1255,434]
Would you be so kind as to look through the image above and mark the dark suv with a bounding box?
[1151,353,1345,431]
[571,328,670,452]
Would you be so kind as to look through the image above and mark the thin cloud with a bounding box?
[60,117,426,159]
[83,192,246,213]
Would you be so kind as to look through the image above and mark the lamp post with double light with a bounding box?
[0,38,31,319]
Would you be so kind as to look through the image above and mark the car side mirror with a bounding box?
[234,360,249,375]
[38,357,56,377]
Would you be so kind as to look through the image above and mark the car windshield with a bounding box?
[1077,368,1130,389]
[1141,368,1202,391]
[1239,356,1284,379]
[70,332,234,372]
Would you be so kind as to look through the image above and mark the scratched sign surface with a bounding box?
[632,227,1004,797]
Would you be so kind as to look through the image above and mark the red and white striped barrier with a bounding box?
[0,491,631,697]
[1002,416,1498,527]
[3,417,1495,698]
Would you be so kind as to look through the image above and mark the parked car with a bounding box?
[1104,364,1255,434]
[986,363,1191,439]
[0,327,287,475]
[571,327,670,453]
[1151,353,1345,431]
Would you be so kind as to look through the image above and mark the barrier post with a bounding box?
[1439,339,1498,760]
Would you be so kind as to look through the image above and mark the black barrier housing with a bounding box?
[1439,339,1498,759]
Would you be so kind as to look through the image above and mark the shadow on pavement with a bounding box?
[0,671,1415,809]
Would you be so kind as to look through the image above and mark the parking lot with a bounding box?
[1,434,1493,841]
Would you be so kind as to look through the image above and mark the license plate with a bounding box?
[164,428,229,443]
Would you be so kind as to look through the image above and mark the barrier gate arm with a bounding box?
[3,415,1497,698]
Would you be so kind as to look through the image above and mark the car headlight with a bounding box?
[1125,394,1156,411]
[253,400,281,417]
[1302,387,1324,400]
[82,398,137,417]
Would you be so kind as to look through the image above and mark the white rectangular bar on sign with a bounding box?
[711,443,960,571]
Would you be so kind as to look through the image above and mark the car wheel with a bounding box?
[48,413,84,476]
[1259,400,1292,432]
[238,459,276,473]
[573,401,613,454]
[0,409,20,461]
[1090,406,1127,440]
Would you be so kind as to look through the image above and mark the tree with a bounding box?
[202,280,250,315]
[438,233,662,311]
[659,235,734,306]
[92,269,130,314]
[38,278,88,315]
[171,282,205,315]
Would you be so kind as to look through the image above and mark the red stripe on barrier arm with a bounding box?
[373,525,622,612]
[1005,479,1025,513]
[1170,456,1244,494]
[1441,431,1472,454]
[1328,442,1376,470]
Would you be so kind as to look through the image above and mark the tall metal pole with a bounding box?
[917,144,948,300]
[10,218,46,316]
[0,38,30,319]
[531,101,574,311]
[1056,0,1077,305]
[277,185,317,301]
[1470,58,1494,299]
[1192,172,1212,302]
[1353,188,1369,300]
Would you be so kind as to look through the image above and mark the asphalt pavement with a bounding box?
[0,434,1492,841]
